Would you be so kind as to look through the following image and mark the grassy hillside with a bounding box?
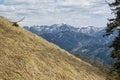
[0,16,106,80]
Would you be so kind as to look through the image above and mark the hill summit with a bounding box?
[0,16,105,80]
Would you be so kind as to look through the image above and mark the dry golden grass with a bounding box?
[0,16,106,80]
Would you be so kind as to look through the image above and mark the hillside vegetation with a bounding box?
[0,16,105,80]
[24,25,114,64]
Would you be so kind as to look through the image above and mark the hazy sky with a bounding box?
[0,0,114,27]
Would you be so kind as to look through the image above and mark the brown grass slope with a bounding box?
[0,16,105,80]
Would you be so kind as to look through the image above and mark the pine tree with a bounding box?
[106,0,120,80]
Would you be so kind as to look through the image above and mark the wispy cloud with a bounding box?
[0,0,113,27]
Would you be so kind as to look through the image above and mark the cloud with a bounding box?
[4,0,35,4]
[59,0,93,7]
[0,0,113,27]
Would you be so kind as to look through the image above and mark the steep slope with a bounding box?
[24,25,114,64]
[0,16,105,80]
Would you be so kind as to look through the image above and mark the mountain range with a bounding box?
[0,16,106,80]
[24,24,116,64]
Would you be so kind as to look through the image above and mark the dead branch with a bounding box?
[12,17,25,27]
[16,17,25,23]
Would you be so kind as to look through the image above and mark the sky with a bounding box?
[0,0,114,27]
